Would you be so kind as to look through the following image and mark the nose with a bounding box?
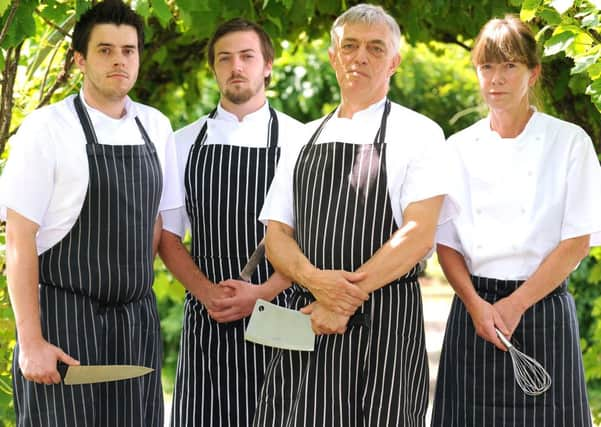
[232,55,244,72]
[354,44,369,64]
[112,51,125,67]
[491,68,505,85]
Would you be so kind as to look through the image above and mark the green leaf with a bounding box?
[538,6,562,26]
[585,79,601,113]
[136,0,150,19]
[571,50,601,74]
[543,31,576,56]
[151,0,173,28]
[75,0,90,19]
[0,0,9,17]
[1,1,36,48]
[520,0,542,21]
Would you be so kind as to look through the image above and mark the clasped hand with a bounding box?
[304,269,368,315]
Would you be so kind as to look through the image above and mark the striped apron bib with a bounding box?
[12,94,164,427]
[170,107,288,427]
[431,276,593,426]
[254,100,429,427]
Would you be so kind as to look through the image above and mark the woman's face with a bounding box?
[476,61,539,112]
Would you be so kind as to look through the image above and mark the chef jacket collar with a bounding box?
[78,89,136,121]
[216,100,270,124]
[483,106,542,143]
[332,96,387,120]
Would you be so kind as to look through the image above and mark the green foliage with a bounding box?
[570,248,601,421]
[522,0,601,149]
[0,227,16,426]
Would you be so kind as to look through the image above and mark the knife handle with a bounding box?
[57,362,69,380]
[239,239,266,281]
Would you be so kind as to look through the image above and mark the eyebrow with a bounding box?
[341,37,387,46]
[96,42,137,49]
[216,48,258,56]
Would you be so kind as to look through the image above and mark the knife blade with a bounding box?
[58,364,154,385]
[244,299,315,351]
[239,238,265,281]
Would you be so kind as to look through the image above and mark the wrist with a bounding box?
[297,263,318,290]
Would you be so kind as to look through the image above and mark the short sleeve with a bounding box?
[436,220,464,254]
[561,130,601,246]
[399,128,460,225]
[0,114,56,224]
[161,207,188,238]
[157,121,184,213]
[258,138,302,228]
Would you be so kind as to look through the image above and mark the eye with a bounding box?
[341,43,356,52]
[369,45,385,55]
[99,47,111,55]
[123,48,135,56]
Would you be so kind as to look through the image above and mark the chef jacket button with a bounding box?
[527,170,533,177]
[476,208,482,215]
[521,207,526,214]
[476,244,483,249]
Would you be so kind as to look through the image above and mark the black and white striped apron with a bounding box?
[431,276,593,427]
[254,100,429,427]
[170,107,288,427]
[12,94,164,427]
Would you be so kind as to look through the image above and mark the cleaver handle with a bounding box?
[239,238,266,281]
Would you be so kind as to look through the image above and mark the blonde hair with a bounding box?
[472,15,540,69]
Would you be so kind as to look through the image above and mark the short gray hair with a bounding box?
[330,4,401,53]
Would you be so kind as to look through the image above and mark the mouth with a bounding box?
[347,70,368,78]
[107,73,128,79]
[228,78,247,84]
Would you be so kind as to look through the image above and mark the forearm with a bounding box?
[152,214,162,257]
[437,244,481,309]
[158,229,212,294]
[264,221,317,288]
[509,235,590,312]
[5,212,43,345]
[355,196,444,293]
[259,271,291,301]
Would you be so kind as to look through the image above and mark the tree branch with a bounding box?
[37,48,75,109]
[34,8,72,38]
[0,44,22,157]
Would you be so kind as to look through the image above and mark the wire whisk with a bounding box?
[495,328,552,396]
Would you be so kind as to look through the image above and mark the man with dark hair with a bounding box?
[0,1,181,425]
[159,17,302,427]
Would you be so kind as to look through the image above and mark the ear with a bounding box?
[388,52,401,78]
[328,47,336,68]
[529,64,541,86]
[264,59,273,78]
[74,51,86,73]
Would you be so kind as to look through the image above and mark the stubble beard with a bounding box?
[223,78,264,105]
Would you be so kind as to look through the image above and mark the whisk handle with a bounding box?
[495,328,513,350]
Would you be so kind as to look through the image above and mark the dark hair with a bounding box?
[207,18,275,86]
[72,0,144,57]
[472,15,540,69]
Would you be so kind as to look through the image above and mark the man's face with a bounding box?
[212,30,272,105]
[75,23,140,103]
[328,22,400,100]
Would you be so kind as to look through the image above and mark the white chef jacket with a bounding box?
[162,101,304,238]
[259,97,460,231]
[0,92,183,255]
[437,111,601,280]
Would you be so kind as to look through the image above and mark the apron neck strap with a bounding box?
[307,98,392,147]
[194,106,279,149]
[267,106,279,148]
[74,94,152,147]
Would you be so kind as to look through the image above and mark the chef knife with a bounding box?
[58,363,154,385]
